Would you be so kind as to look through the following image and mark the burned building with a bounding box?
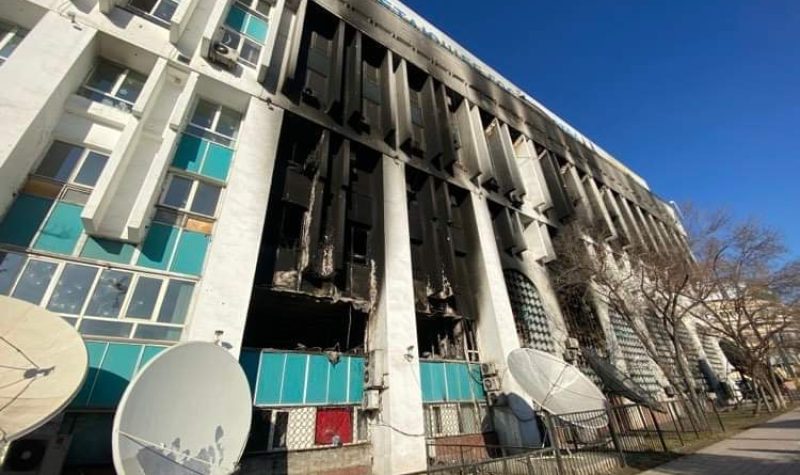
[0,1,728,474]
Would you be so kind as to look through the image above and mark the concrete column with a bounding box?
[467,192,540,447]
[185,100,284,356]
[369,155,427,475]
[0,11,96,215]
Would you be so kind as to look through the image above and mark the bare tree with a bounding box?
[687,208,800,413]
[549,221,708,420]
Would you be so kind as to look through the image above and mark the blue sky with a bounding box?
[400,0,800,257]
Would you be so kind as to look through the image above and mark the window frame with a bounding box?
[0,249,194,342]
[33,141,110,191]
[78,61,147,112]
[184,99,242,147]
[125,0,181,26]
[219,0,273,69]
[159,172,224,219]
[0,22,27,64]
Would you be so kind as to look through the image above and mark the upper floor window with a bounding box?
[78,61,147,112]
[220,0,271,68]
[185,99,242,147]
[35,141,109,189]
[127,0,180,24]
[0,22,27,65]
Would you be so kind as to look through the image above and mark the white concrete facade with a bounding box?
[0,2,730,475]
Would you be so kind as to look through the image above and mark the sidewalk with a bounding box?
[639,407,800,475]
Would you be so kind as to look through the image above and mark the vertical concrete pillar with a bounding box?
[467,192,541,447]
[0,11,96,214]
[185,100,284,356]
[369,155,427,475]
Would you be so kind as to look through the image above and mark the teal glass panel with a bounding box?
[255,352,284,405]
[225,5,247,32]
[0,194,52,247]
[81,237,134,264]
[445,363,464,401]
[88,343,140,407]
[239,349,260,398]
[201,142,234,181]
[348,357,365,403]
[169,230,209,276]
[172,133,206,173]
[245,15,268,43]
[468,364,485,399]
[71,341,108,407]
[420,362,447,402]
[304,355,329,404]
[328,356,349,404]
[33,201,84,254]
[137,345,165,371]
[280,353,307,404]
[137,223,179,270]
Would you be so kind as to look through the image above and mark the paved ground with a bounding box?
[639,407,800,475]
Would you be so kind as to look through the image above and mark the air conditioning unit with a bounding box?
[363,350,384,389]
[482,376,501,392]
[566,337,580,350]
[362,388,380,411]
[208,41,239,70]
[480,362,498,377]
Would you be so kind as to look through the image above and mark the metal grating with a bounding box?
[610,314,663,397]
[503,269,556,354]
[424,402,492,438]
[249,405,369,453]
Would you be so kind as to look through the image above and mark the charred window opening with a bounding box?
[553,281,606,353]
[405,65,427,157]
[406,169,474,319]
[344,32,391,139]
[489,201,527,258]
[254,114,380,304]
[288,2,343,114]
[244,291,367,354]
[416,315,478,361]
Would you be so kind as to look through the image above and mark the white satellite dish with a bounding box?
[0,295,88,443]
[112,341,252,475]
[507,348,608,428]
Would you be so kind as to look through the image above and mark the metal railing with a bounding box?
[408,397,727,475]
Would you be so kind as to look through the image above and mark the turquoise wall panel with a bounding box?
[0,194,52,248]
[33,202,83,255]
[304,355,329,404]
[328,356,349,404]
[445,363,463,401]
[138,345,165,371]
[225,5,247,31]
[455,363,473,400]
[88,344,141,407]
[246,16,268,43]
[469,364,485,399]
[348,357,364,403]
[169,230,209,276]
[420,362,447,402]
[239,349,260,397]
[255,352,284,405]
[172,134,205,173]
[137,223,179,270]
[72,341,107,407]
[201,143,234,181]
[281,354,307,404]
[81,237,134,264]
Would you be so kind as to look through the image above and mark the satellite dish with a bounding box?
[112,342,252,475]
[0,295,88,443]
[583,349,666,413]
[507,348,608,428]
